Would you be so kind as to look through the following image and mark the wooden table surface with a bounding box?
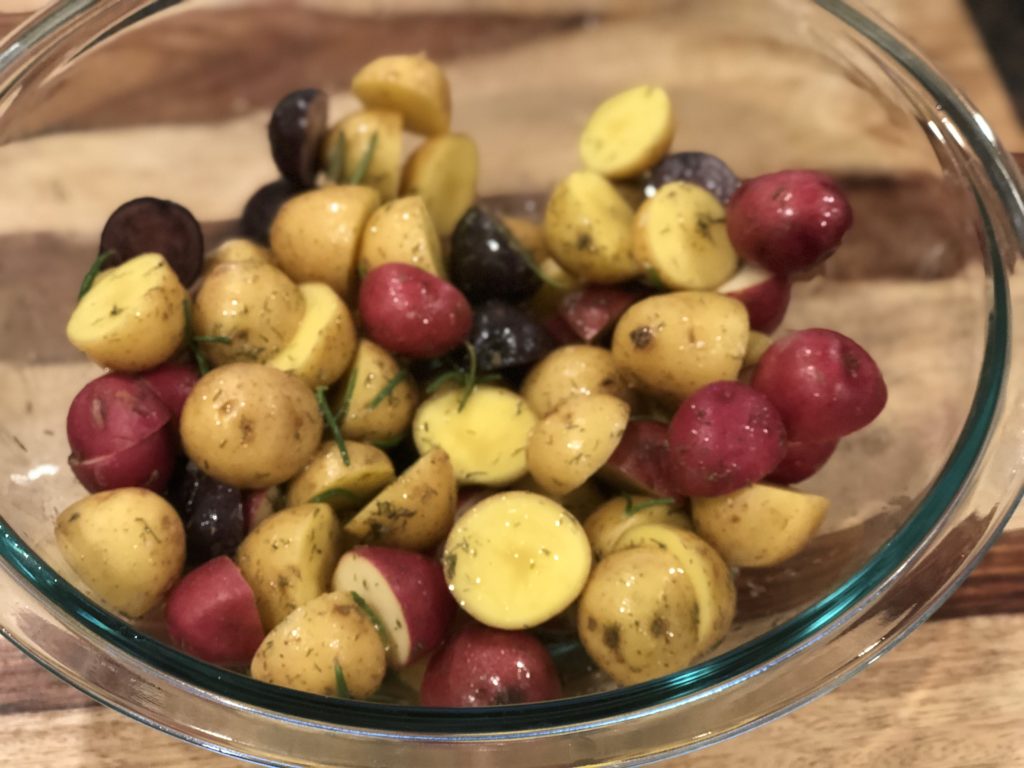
[1,0,1023,765]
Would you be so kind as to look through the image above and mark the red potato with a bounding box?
[598,419,676,498]
[558,285,644,343]
[767,439,838,484]
[541,313,580,346]
[165,555,265,667]
[359,263,473,359]
[333,546,456,668]
[420,622,562,707]
[716,262,791,334]
[69,426,177,493]
[726,170,852,275]
[139,362,199,428]
[668,381,787,497]
[67,373,172,458]
[751,329,887,442]
[243,487,282,533]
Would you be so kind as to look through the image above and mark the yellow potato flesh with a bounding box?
[333,339,418,443]
[584,496,690,559]
[266,282,357,388]
[352,53,451,136]
[323,109,403,200]
[285,440,396,511]
[579,85,674,179]
[401,133,479,237]
[744,330,773,367]
[358,195,444,277]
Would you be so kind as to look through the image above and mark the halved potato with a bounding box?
[358,195,444,277]
[266,282,357,387]
[521,345,633,417]
[322,109,404,200]
[332,339,418,444]
[352,53,451,136]
[285,441,396,511]
[584,496,690,559]
[401,133,478,237]
[579,85,674,179]
[204,238,272,271]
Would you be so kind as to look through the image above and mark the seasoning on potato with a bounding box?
[266,282,357,388]
[285,440,396,511]
[579,85,674,180]
[321,109,404,199]
[584,496,690,560]
[352,53,451,136]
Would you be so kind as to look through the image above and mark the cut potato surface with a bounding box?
[634,181,738,289]
[401,133,479,237]
[443,491,592,630]
[413,385,537,486]
[285,440,396,511]
[358,195,444,277]
[266,282,357,387]
[744,330,773,367]
[584,496,690,559]
[66,253,187,372]
[352,53,451,136]
[333,339,418,443]
[579,85,674,179]
[323,109,403,200]
[521,344,633,416]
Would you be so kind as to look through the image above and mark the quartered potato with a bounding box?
[634,181,738,289]
[322,109,404,200]
[352,53,451,136]
[285,440,396,511]
[358,195,444,277]
[579,85,674,179]
[266,282,357,387]
[333,339,418,444]
[543,171,640,283]
[401,133,479,237]
[413,385,537,486]
[521,345,633,416]
[67,253,187,372]
[584,496,690,559]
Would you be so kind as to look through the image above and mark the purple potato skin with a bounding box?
[99,197,204,286]
[268,89,328,189]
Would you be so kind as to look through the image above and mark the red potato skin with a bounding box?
[668,381,787,497]
[751,329,887,443]
[243,487,281,533]
[139,362,199,428]
[164,555,265,667]
[599,419,677,498]
[558,285,644,343]
[541,313,580,346]
[719,267,792,334]
[359,264,473,359]
[767,439,838,484]
[68,426,177,493]
[726,170,852,276]
[420,623,562,707]
[66,373,172,458]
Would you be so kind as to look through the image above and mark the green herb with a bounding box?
[316,385,350,466]
[348,132,378,185]
[334,660,350,698]
[520,251,563,289]
[78,250,113,300]
[368,370,409,410]
[642,266,668,291]
[182,299,211,376]
[308,487,359,505]
[326,131,347,184]
[193,335,232,344]
[335,365,359,424]
[423,344,499,412]
[425,369,465,395]
[458,342,481,411]
[624,496,676,516]
[350,591,391,652]
[371,434,407,450]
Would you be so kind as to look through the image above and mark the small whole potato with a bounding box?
[521,345,633,416]
[180,363,321,488]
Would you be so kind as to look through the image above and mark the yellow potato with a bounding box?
[236,503,345,630]
[577,547,701,685]
[269,185,381,300]
[345,449,456,551]
[66,253,187,372]
[500,215,547,258]
[251,591,386,699]
[744,330,773,367]
[180,363,322,489]
[579,85,674,179]
[358,195,444,277]
[634,182,739,289]
[584,496,691,559]
[401,133,478,237]
[352,53,451,136]
[413,385,537,486]
[443,491,592,630]
[332,340,418,444]
[543,171,640,283]
[613,523,736,655]
[204,238,272,271]
[55,488,185,618]
[321,109,403,200]
[692,484,829,568]
[515,476,608,521]
[285,441,396,511]
[266,282,357,387]
[526,394,630,496]
[521,345,633,416]
[528,257,582,317]
[611,292,749,402]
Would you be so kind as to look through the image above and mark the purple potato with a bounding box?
[268,88,328,188]
[98,197,204,286]
[642,152,741,204]
[469,300,553,373]
[450,206,541,302]
[241,179,298,245]
[170,463,246,564]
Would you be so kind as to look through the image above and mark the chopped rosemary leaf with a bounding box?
[326,132,347,184]
[425,370,463,395]
[368,370,408,410]
[335,365,359,424]
[350,591,392,652]
[348,132,378,185]
[308,487,359,504]
[624,496,676,516]
[371,433,406,450]
[521,252,562,289]
[316,386,350,466]
[334,660,350,698]
[457,342,479,412]
[193,335,232,344]
[78,250,113,300]
[182,299,210,376]
[642,266,668,290]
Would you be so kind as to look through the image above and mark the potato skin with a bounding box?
[204,238,272,271]
[584,496,690,559]
[55,488,185,618]
[400,133,478,237]
[192,259,305,366]
[333,339,419,443]
[579,85,674,180]
[322,109,403,200]
[352,53,451,136]
[286,441,396,510]
[358,196,444,277]
[611,291,749,402]
[251,591,386,698]
[521,345,633,416]
[266,282,357,388]
[180,363,321,489]
[577,547,701,685]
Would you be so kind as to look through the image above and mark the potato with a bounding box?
[401,133,478,237]
[352,53,450,136]
[321,109,403,200]
[584,496,690,559]
[515,476,608,521]
[266,282,357,387]
[285,441,396,511]
[55,488,185,618]
[345,448,456,551]
[192,258,305,366]
[235,503,345,629]
[613,523,736,655]
[745,330,773,368]
[543,171,640,283]
[577,547,701,685]
[332,339,418,443]
[500,215,547,259]
[358,196,444,277]
[521,345,633,416]
[634,182,738,290]
[413,385,537,486]
[66,253,187,372]
[691,483,829,567]
[204,238,271,271]
[611,292,749,402]
[526,394,630,496]
[269,185,381,300]
[251,591,386,698]
[180,363,321,489]
[579,85,674,179]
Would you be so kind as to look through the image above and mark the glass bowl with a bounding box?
[1,0,1023,765]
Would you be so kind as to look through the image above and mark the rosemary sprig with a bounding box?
[78,250,113,300]
[334,660,350,698]
[368,370,408,410]
[308,487,359,505]
[316,385,350,466]
[642,266,668,291]
[348,132,378,185]
[182,299,211,376]
[350,591,391,652]
[335,365,359,424]
[326,131,347,184]
[193,334,232,344]
[458,342,481,411]
[624,496,677,516]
